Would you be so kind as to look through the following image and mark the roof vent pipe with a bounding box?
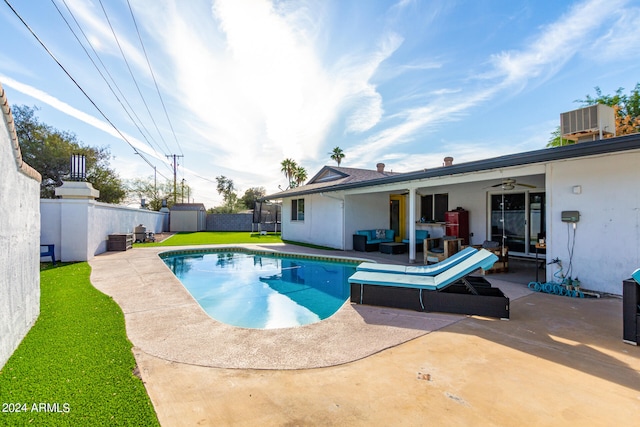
[376,163,385,173]
[443,156,454,166]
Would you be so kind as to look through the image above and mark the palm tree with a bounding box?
[280,158,297,189]
[293,165,308,187]
[329,146,345,166]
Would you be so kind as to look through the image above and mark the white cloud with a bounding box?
[340,32,403,134]
[64,0,148,73]
[0,74,165,161]
[346,0,630,168]
[344,88,383,133]
[347,86,497,168]
[124,0,405,192]
[430,88,461,96]
[587,5,640,61]
[487,0,626,87]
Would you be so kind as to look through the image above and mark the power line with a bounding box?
[52,0,171,165]
[3,0,171,182]
[186,170,219,184]
[97,0,173,155]
[126,0,183,156]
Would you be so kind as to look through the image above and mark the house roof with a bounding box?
[170,203,206,211]
[264,133,640,200]
[267,165,400,198]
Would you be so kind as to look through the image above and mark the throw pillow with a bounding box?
[482,240,500,249]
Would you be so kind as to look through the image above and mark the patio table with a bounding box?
[379,242,406,255]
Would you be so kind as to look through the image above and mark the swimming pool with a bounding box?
[160,249,358,329]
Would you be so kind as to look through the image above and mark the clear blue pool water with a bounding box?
[161,250,358,329]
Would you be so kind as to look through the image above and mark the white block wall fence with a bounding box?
[1,83,42,368]
[40,199,168,262]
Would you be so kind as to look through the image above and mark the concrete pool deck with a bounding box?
[89,244,640,426]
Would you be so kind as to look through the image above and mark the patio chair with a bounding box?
[424,236,463,264]
[465,240,509,274]
[40,244,56,266]
[357,246,477,276]
[401,229,429,252]
[349,249,498,291]
[348,249,509,319]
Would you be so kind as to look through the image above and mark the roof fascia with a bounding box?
[265,133,640,199]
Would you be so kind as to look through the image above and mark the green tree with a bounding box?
[89,166,126,204]
[293,165,308,187]
[126,177,182,210]
[329,146,345,166]
[549,84,640,147]
[546,126,573,147]
[13,105,126,203]
[240,186,266,210]
[215,175,241,213]
[579,85,640,135]
[280,158,297,189]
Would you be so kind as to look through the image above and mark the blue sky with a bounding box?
[2,0,639,207]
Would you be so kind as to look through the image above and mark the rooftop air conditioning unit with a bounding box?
[560,104,616,142]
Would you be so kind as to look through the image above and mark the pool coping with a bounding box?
[89,243,468,370]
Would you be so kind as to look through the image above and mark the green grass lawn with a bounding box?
[0,231,296,425]
[135,231,283,247]
[0,263,159,426]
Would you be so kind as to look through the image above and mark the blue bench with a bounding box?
[40,244,56,265]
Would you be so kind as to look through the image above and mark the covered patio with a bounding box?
[342,168,547,265]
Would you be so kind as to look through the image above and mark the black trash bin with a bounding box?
[622,277,640,345]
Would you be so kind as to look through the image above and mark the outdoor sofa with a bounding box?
[353,229,395,252]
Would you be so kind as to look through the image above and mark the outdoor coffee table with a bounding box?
[379,242,406,255]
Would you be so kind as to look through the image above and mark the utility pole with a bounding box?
[166,154,183,203]
[153,166,157,203]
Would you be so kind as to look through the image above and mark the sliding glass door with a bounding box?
[490,191,545,256]
[528,193,545,253]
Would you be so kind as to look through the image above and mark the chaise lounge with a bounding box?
[356,246,478,275]
[348,249,509,319]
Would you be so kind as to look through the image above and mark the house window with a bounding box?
[420,193,448,222]
[291,198,305,221]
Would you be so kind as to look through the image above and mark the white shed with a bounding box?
[170,203,207,232]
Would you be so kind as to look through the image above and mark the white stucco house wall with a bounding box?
[266,133,640,296]
[0,83,41,368]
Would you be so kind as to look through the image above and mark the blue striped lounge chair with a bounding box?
[356,246,478,276]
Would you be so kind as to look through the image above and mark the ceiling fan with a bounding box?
[491,178,536,191]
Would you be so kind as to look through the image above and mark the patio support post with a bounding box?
[408,188,416,263]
